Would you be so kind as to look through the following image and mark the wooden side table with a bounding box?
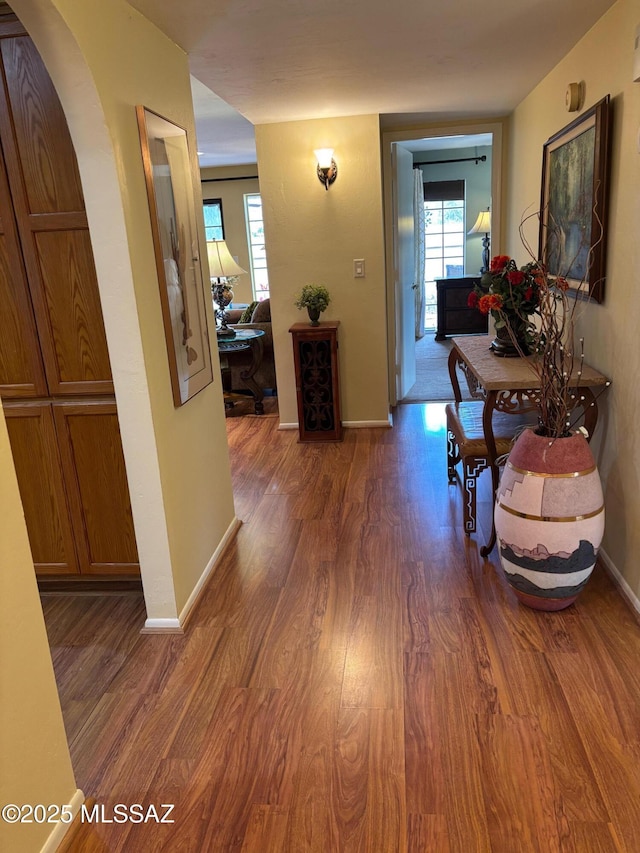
[289,321,342,442]
[218,328,265,414]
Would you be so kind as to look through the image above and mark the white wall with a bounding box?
[506,0,640,598]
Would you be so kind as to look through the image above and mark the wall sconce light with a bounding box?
[314,148,337,190]
[468,208,491,273]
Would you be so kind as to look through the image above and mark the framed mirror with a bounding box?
[136,105,213,406]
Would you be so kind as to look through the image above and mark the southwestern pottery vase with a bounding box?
[494,428,604,611]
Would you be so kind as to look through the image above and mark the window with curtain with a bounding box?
[423,180,465,328]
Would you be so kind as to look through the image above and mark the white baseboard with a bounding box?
[41,788,84,853]
[278,417,393,430]
[141,517,242,634]
[343,418,392,428]
[177,516,242,628]
[140,618,183,634]
[598,547,640,618]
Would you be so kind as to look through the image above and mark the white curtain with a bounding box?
[413,168,426,339]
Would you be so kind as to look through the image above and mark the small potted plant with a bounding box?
[294,284,331,326]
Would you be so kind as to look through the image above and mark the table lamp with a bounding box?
[468,209,491,274]
[207,239,247,338]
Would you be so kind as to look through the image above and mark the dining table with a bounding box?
[450,334,610,556]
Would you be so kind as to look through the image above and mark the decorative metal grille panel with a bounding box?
[298,339,335,432]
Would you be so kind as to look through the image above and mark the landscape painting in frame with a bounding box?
[538,95,611,303]
[136,105,213,406]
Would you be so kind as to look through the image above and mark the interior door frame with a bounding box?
[381,119,506,406]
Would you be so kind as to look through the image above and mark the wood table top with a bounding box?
[452,335,609,392]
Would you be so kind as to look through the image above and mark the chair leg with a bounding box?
[447,429,460,483]
[463,456,488,534]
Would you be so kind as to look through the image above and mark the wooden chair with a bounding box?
[445,347,538,535]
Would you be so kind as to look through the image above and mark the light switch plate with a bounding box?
[354,259,365,278]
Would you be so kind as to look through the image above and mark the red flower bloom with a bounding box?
[507,270,525,286]
[467,291,479,308]
[478,293,503,315]
[524,286,534,301]
[556,276,569,291]
[490,255,511,273]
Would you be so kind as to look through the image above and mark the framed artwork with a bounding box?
[538,95,612,303]
[136,105,213,406]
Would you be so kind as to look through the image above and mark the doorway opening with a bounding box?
[382,123,504,405]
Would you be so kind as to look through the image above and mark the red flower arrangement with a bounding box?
[469,255,541,328]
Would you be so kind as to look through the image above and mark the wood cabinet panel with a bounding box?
[289,321,342,442]
[52,402,139,574]
[0,18,138,579]
[0,34,85,214]
[0,144,47,397]
[33,230,113,393]
[3,402,79,574]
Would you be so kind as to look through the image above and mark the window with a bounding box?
[423,180,465,329]
[203,199,224,241]
[244,193,269,301]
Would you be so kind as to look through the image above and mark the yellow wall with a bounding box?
[17,0,237,617]
[0,415,78,852]
[201,165,260,306]
[256,115,390,426]
[506,0,640,595]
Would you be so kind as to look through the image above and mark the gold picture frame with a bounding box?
[136,105,213,406]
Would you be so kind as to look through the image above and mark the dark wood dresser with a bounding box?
[435,277,488,340]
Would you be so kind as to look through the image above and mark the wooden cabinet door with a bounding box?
[0,29,113,396]
[0,156,47,397]
[52,402,139,575]
[3,402,79,574]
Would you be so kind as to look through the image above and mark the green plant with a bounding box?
[294,284,331,313]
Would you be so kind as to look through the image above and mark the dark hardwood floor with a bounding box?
[42,403,640,852]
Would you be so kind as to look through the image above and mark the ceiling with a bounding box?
[129,0,617,168]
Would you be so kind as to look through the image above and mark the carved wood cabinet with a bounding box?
[0,17,139,579]
[289,321,342,442]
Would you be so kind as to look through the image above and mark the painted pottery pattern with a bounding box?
[494,429,604,610]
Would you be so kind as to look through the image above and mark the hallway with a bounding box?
[44,404,640,852]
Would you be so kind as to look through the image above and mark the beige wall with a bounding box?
[201,165,260,306]
[0,415,78,852]
[506,0,640,596]
[15,0,237,619]
[256,115,390,426]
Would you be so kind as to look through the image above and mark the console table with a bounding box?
[452,335,609,555]
[218,328,265,414]
[289,321,342,442]
[435,277,487,340]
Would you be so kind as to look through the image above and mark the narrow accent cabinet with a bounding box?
[289,321,342,442]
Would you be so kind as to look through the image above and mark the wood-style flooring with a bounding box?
[42,403,640,852]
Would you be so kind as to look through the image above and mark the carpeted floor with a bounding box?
[403,333,472,402]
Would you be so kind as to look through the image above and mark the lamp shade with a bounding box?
[314,148,334,169]
[206,239,247,278]
[468,210,491,235]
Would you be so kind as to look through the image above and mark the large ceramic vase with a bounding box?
[494,429,604,611]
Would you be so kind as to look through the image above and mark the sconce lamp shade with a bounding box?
[468,210,491,235]
[314,148,334,169]
[206,239,247,279]
[314,148,338,190]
